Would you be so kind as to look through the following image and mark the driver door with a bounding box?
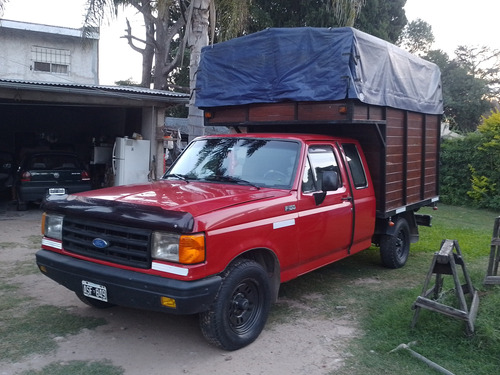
[296,143,354,271]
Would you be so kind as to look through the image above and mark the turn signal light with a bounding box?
[161,296,177,308]
[179,234,206,264]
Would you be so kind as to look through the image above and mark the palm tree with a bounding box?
[186,0,211,138]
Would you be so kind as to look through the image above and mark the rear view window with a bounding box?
[28,155,83,170]
[342,143,367,189]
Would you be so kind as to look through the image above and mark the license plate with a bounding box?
[82,280,108,302]
[49,187,66,195]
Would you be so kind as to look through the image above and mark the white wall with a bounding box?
[0,20,98,84]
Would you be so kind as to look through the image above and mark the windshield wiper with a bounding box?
[205,175,260,190]
[163,173,192,182]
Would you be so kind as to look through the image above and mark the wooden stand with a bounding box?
[411,239,479,335]
[484,217,500,285]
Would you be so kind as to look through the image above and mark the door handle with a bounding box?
[341,196,353,202]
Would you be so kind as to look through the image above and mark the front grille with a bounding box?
[62,217,152,269]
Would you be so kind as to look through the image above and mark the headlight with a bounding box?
[42,213,64,240]
[152,232,205,264]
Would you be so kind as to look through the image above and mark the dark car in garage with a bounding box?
[15,151,92,210]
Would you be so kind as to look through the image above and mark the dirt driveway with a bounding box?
[0,202,357,375]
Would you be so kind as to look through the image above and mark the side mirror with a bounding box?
[321,170,339,192]
[313,171,339,205]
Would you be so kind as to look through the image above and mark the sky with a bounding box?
[404,0,500,55]
[2,0,500,85]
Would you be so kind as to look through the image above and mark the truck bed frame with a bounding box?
[203,99,440,218]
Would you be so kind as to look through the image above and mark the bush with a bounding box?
[440,109,500,210]
[440,134,481,206]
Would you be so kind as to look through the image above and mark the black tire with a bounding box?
[76,293,116,309]
[380,217,410,269]
[17,200,27,211]
[199,259,271,351]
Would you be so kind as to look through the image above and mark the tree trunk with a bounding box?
[187,0,210,140]
[141,18,155,88]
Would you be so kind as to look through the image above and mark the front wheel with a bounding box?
[380,217,410,269]
[199,259,271,351]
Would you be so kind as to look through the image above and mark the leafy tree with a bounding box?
[442,60,490,132]
[454,45,500,101]
[426,49,491,132]
[220,0,368,39]
[331,0,366,27]
[398,18,496,132]
[245,0,339,32]
[354,0,407,43]
[397,18,434,55]
[244,0,406,43]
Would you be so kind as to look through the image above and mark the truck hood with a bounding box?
[77,180,290,217]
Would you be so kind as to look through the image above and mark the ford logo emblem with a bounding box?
[92,238,109,249]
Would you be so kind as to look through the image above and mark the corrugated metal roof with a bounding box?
[0,78,188,97]
[0,19,96,39]
[0,78,189,105]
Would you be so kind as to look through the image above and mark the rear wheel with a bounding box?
[17,199,27,211]
[380,217,410,269]
[199,259,271,350]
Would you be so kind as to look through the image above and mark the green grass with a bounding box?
[0,301,107,362]
[0,280,107,363]
[1,259,40,278]
[413,205,498,258]
[341,205,500,375]
[20,360,124,375]
[273,204,500,375]
[0,235,42,249]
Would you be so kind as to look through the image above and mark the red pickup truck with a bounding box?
[36,27,442,350]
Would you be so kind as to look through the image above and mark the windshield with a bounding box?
[164,138,300,189]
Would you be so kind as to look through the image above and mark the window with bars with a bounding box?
[31,46,70,74]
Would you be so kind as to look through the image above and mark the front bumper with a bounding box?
[36,249,221,315]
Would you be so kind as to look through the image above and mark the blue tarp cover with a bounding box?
[196,27,443,115]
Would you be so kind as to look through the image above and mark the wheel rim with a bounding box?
[227,278,262,335]
[395,228,408,259]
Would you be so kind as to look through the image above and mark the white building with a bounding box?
[0,19,99,84]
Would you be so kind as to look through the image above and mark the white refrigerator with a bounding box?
[112,137,151,186]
